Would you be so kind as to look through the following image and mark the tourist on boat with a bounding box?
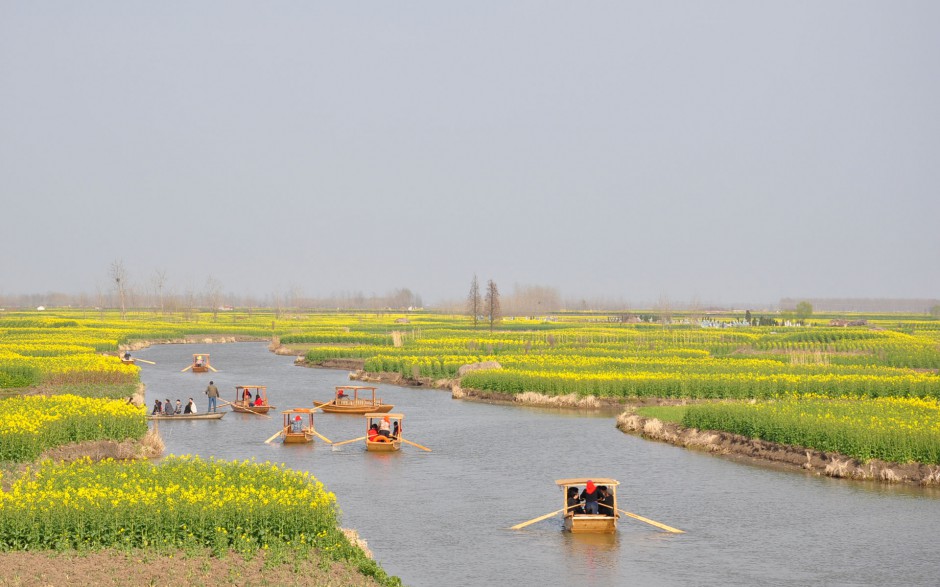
[598,486,615,516]
[163,398,174,416]
[205,381,220,413]
[123,351,131,360]
[367,423,379,441]
[291,415,304,433]
[243,387,252,404]
[183,398,195,414]
[151,399,163,415]
[392,420,400,439]
[253,392,264,406]
[378,416,391,438]
[195,355,204,367]
[580,480,599,514]
[174,399,182,414]
[336,389,347,400]
[566,487,584,515]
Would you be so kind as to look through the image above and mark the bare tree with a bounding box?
[151,269,168,315]
[467,275,482,328]
[205,276,224,321]
[484,279,501,332]
[109,260,128,320]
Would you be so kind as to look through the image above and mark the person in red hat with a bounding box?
[580,480,599,515]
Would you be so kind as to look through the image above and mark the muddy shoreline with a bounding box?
[616,411,940,486]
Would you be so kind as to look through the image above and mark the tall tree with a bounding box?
[466,275,482,328]
[109,260,128,320]
[484,279,501,332]
[151,269,167,315]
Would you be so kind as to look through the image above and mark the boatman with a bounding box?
[205,380,220,412]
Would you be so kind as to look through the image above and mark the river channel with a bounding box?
[137,343,940,587]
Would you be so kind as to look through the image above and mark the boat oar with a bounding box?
[264,429,286,444]
[310,400,335,412]
[510,509,564,530]
[181,365,193,372]
[240,405,271,419]
[401,438,432,452]
[311,430,333,444]
[331,436,366,448]
[208,365,218,372]
[618,509,684,534]
[134,358,156,365]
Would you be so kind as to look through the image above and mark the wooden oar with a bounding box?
[207,365,218,372]
[216,400,234,408]
[331,436,366,447]
[310,400,335,412]
[238,405,271,419]
[181,365,193,372]
[311,430,333,444]
[264,429,286,444]
[618,509,684,533]
[132,358,156,365]
[401,438,432,452]
[510,509,564,530]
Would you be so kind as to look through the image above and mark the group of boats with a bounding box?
[141,353,683,535]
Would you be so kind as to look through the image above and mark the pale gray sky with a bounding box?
[2,2,938,306]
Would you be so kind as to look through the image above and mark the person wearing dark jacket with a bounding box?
[566,487,583,516]
[598,486,615,516]
[580,480,599,515]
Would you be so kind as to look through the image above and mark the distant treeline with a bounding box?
[780,298,940,313]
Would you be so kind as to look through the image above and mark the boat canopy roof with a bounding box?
[364,412,403,419]
[555,478,619,487]
[282,408,315,414]
[236,385,266,390]
[337,385,377,391]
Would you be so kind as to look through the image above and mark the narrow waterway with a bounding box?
[137,343,940,587]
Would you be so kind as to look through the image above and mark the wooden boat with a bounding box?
[364,413,403,452]
[147,412,225,421]
[313,386,393,414]
[279,408,330,444]
[232,385,275,414]
[121,357,136,365]
[557,478,619,534]
[182,354,213,373]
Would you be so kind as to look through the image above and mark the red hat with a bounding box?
[586,480,596,494]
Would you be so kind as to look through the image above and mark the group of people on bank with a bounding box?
[566,481,615,516]
[151,397,198,415]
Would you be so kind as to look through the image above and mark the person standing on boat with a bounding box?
[580,480,599,515]
[205,381,220,413]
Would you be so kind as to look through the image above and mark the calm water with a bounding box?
[137,343,940,587]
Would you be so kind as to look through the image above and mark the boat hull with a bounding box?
[283,431,313,444]
[314,401,393,414]
[147,412,224,421]
[366,439,401,452]
[192,366,209,373]
[564,515,617,534]
[232,401,274,414]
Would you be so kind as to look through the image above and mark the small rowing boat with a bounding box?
[313,386,393,414]
[147,412,225,421]
[232,385,275,414]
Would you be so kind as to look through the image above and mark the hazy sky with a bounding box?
[2,2,938,306]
